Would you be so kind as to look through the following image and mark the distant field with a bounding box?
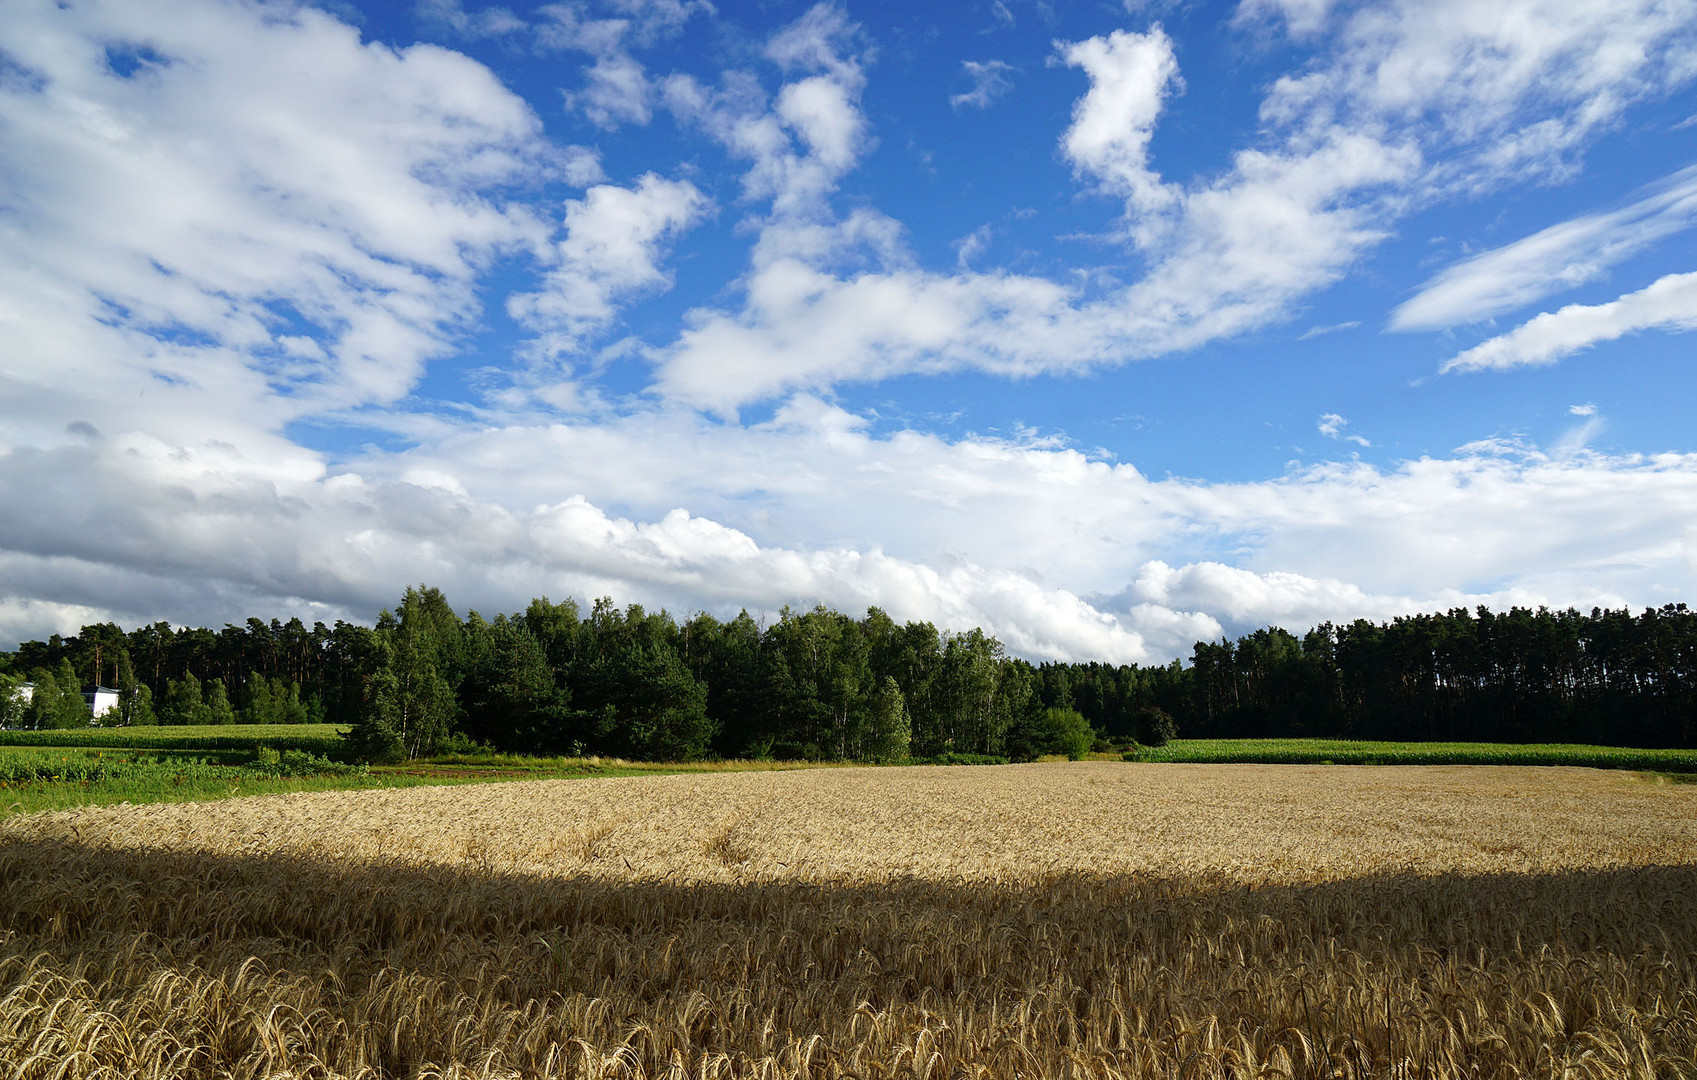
[4,762,1695,1078]
[0,739,835,816]
[0,723,348,756]
[1131,736,1697,771]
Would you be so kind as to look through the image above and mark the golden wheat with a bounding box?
[2,762,1694,1078]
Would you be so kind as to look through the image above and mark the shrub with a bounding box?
[1133,705,1177,747]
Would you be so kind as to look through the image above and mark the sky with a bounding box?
[2,0,1696,663]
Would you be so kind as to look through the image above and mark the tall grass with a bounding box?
[1129,737,1697,771]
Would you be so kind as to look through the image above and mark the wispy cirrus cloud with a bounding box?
[1443,269,1697,372]
[1394,165,1697,331]
[950,59,1016,110]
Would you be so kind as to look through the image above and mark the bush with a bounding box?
[343,717,405,765]
[1044,708,1095,761]
[1133,706,1177,748]
[247,748,367,778]
[907,752,1009,766]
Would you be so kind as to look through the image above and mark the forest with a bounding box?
[1,589,1694,760]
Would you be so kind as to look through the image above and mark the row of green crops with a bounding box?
[0,747,364,786]
[1126,738,1697,772]
[0,724,348,757]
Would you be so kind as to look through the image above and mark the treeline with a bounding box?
[1188,606,1697,747]
[2,590,1694,759]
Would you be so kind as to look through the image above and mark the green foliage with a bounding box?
[1133,705,1177,747]
[202,679,237,726]
[0,725,348,756]
[247,747,365,778]
[159,673,207,726]
[1045,707,1095,761]
[344,710,406,765]
[242,672,309,725]
[865,676,911,763]
[119,683,157,726]
[0,746,363,785]
[1005,706,1094,761]
[11,590,1697,769]
[345,587,461,761]
[22,666,89,730]
[0,672,26,729]
[906,752,1009,766]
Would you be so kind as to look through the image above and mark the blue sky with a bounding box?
[2,0,1696,661]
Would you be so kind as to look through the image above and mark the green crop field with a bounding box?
[0,723,348,756]
[0,740,825,817]
[1128,737,1697,771]
[0,743,383,815]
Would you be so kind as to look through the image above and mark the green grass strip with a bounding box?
[1127,738,1697,772]
[0,724,348,756]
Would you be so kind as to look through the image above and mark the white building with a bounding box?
[83,686,121,719]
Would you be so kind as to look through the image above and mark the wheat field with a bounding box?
[2,762,1695,1078]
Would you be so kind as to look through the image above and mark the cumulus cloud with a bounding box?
[537,0,713,128]
[1262,0,1697,188]
[507,174,710,355]
[8,397,1695,660]
[1056,27,1181,216]
[7,0,1697,669]
[0,0,548,453]
[950,60,1016,110]
[663,3,868,222]
[1442,269,1697,372]
[647,0,1697,410]
[1393,165,1697,330]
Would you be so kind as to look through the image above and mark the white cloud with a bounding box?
[1393,165,1697,330]
[537,0,712,129]
[662,8,867,223]
[561,145,609,186]
[1552,415,1606,458]
[1262,0,1697,189]
[506,173,709,354]
[1317,413,1370,447]
[8,398,1696,660]
[1299,320,1359,339]
[580,51,654,127]
[950,60,1016,110]
[0,0,548,443]
[7,0,1697,668]
[765,3,861,78]
[954,225,993,268]
[417,0,527,39]
[1443,269,1697,372]
[1056,28,1181,217]
[1235,0,1339,37]
[639,0,1697,411]
[1569,403,1598,416]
